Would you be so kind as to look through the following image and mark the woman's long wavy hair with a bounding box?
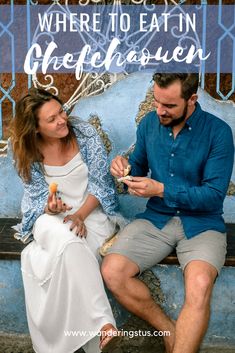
[10,88,74,182]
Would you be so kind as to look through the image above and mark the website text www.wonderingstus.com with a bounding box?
[64,329,171,339]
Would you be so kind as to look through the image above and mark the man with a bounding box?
[101,73,234,353]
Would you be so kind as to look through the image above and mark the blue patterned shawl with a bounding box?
[13,117,118,243]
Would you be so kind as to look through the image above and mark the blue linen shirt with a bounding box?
[129,103,234,238]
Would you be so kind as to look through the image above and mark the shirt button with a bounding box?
[170,173,174,177]
[176,210,180,214]
[171,153,174,157]
[188,127,192,131]
[169,132,173,136]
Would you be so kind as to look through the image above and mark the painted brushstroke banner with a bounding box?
[0,4,234,76]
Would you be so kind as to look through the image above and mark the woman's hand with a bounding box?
[63,213,87,237]
[62,194,99,236]
[45,193,72,215]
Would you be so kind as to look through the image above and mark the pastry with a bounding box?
[99,233,118,256]
[124,164,131,176]
[117,164,132,182]
[117,175,133,182]
[49,182,58,194]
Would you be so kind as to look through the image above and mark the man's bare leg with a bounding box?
[172,260,217,353]
[102,254,175,353]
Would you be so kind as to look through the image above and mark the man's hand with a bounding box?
[110,155,129,178]
[123,177,164,198]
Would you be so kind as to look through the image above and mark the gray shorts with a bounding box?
[107,217,227,274]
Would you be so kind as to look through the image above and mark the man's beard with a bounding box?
[160,103,188,127]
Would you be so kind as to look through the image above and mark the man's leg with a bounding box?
[172,260,217,353]
[173,228,227,353]
[102,254,175,353]
[102,218,182,352]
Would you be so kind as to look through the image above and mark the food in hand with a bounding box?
[49,182,58,194]
[124,164,131,176]
[117,175,133,182]
[117,164,132,182]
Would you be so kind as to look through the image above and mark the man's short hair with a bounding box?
[152,73,199,100]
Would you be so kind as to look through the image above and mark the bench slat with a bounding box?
[1,218,235,266]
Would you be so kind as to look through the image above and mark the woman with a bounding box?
[10,88,122,353]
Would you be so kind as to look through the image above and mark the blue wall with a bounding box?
[1,71,235,220]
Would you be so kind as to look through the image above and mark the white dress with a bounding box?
[21,152,116,353]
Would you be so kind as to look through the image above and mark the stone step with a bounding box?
[0,333,234,353]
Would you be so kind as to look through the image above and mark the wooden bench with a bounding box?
[1,218,235,266]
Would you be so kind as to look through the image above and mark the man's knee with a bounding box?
[184,261,217,308]
[101,254,122,291]
[101,254,139,293]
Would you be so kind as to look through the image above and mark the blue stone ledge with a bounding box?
[151,264,235,347]
[1,258,234,350]
[0,260,28,334]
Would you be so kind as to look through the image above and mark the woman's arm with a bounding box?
[17,164,49,242]
[75,194,100,220]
